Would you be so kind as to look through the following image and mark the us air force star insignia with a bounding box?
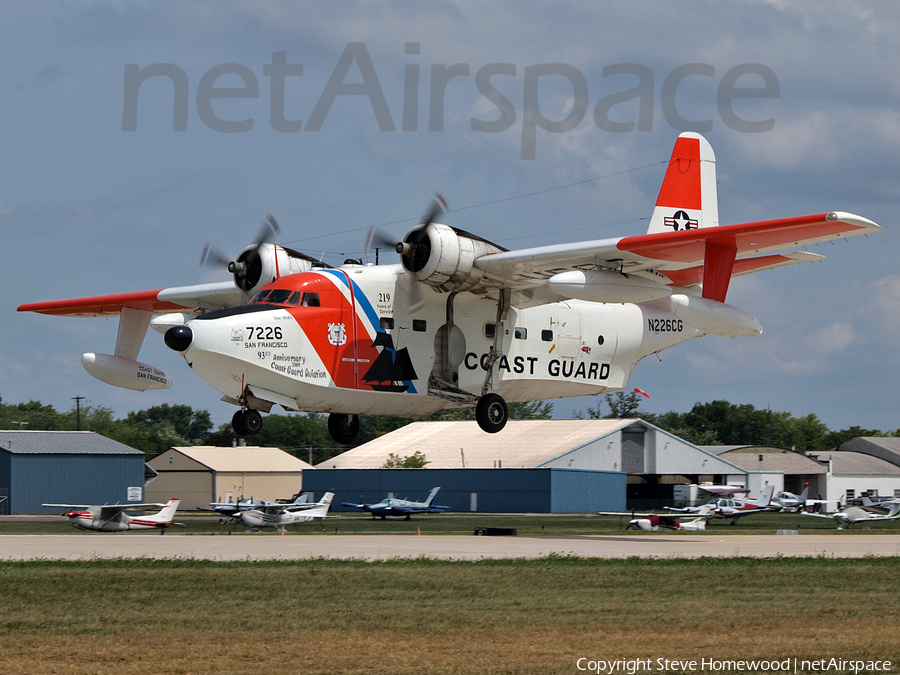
[663,210,699,231]
[327,322,347,346]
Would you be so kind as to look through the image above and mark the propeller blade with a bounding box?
[256,215,280,247]
[200,244,233,269]
[365,227,400,251]
[421,191,449,228]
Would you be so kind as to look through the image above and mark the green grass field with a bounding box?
[10,509,900,535]
[1,556,899,675]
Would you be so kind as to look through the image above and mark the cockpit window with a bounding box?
[249,289,302,306]
[301,293,320,307]
[249,289,273,304]
[265,289,296,305]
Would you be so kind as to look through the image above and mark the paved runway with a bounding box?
[2,533,900,561]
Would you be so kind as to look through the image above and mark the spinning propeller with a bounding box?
[365,193,448,267]
[201,215,281,291]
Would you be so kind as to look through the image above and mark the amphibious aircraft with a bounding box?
[18,133,881,444]
[598,504,721,531]
[42,498,181,532]
[341,487,449,519]
[801,502,900,530]
[239,492,334,530]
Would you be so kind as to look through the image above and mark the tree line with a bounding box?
[584,391,898,451]
[0,393,893,462]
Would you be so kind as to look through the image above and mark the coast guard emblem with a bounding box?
[327,322,347,346]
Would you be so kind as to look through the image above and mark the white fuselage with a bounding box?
[177,265,702,417]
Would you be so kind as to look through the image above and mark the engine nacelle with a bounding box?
[232,244,318,296]
[399,223,504,292]
[82,353,172,391]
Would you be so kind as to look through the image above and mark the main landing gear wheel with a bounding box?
[232,409,263,437]
[476,393,508,434]
[328,413,360,445]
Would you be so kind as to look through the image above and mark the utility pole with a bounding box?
[71,396,86,431]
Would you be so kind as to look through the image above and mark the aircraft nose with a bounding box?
[164,325,193,352]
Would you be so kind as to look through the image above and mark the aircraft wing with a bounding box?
[725,507,771,518]
[697,485,750,496]
[800,512,839,520]
[474,212,879,305]
[18,281,245,317]
[43,503,165,512]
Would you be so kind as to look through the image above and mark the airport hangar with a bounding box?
[0,430,148,515]
[705,439,900,506]
[301,419,781,513]
[144,446,312,511]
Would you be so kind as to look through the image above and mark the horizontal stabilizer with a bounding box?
[668,294,761,338]
[662,252,825,288]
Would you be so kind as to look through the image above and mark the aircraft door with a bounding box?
[432,323,466,385]
[554,305,581,359]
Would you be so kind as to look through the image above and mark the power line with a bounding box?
[282,160,666,247]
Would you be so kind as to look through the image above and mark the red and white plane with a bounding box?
[18,133,881,444]
[599,504,722,531]
[666,484,776,523]
[42,498,181,532]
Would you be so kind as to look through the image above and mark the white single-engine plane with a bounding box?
[19,133,881,444]
[239,492,334,530]
[801,502,900,530]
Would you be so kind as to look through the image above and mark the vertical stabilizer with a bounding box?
[151,498,180,523]
[304,492,334,518]
[647,132,718,235]
[756,485,774,507]
[424,487,441,507]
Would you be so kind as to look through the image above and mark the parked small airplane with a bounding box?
[239,492,334,530]
[801,502,900,530]
[666,485,775,523]
[342,487,450,519]
[852,495,896,512]
[42,498,181,532]
[204,492,311,521]
[598,504,721,531]
[771,484,810,512]
[18,133,880,445]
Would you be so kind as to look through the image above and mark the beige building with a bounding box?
[146,446,312,510]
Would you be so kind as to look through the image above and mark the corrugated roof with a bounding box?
[838,437,900,469]
[811,451,900,476]
[702,445,795,456]
[317,419,635,469]
[0,430,143,455]
[170,446,312,472]
[715,449,827,474]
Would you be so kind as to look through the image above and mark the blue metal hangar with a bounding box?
[0,431,148,514]
[304,419,768,513]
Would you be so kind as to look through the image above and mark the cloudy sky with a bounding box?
[2,1,898,433]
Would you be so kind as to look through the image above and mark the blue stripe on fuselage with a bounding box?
[322,269,417,394]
